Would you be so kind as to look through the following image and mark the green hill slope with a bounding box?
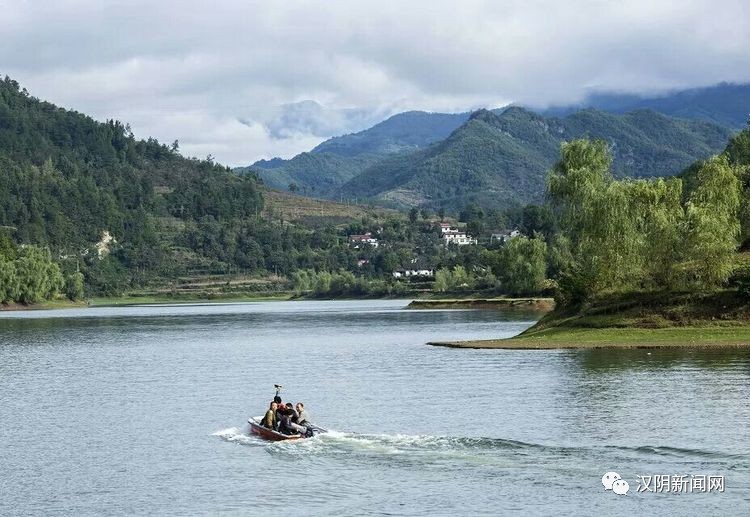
[242,111,470,193]
[0,76,392,298]
[337,107,734,209]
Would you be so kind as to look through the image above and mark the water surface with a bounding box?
[1,300,748,515]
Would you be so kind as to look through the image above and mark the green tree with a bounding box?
[682,156,740,288]
[65,271,85,301]
[14,246,63,304]
[314,271,332,294]
[433,268,450,292]
[0,257,19,303]
[451,265,471,289]
[547,140,641,298]
[498,235,547,295]
[628,178,684,289]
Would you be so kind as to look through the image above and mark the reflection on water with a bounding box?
[574,347,750,371]
[1,300,749,516]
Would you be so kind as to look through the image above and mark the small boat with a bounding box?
[249,384,327,441]
[248,417,326,441]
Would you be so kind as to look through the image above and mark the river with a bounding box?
[1,300,748,515]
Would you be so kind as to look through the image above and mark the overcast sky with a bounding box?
[2,0,749,166]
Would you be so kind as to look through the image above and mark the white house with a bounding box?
[348,232,379,248]
[438,222,454,233]
[490,229,521,243]
[393,257,435,278]
[442,230,477,246]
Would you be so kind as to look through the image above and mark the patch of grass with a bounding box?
[432,326,750,349]
[428,289,750,349]
[89,292,292,307]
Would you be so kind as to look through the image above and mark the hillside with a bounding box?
[337,107,734,209]
[247,152,383,196]
[261,188,397,226]
[243,111,470,193]
[311,110,470,156]
[0,76,406,299]
[542,82,750,129]
[0,76,263,249]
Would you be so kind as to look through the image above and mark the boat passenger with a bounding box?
[260,401,277,429]
[294,403,308,424]
[278,403,296,435]
[289,402,309,434]
[273,396,285,428]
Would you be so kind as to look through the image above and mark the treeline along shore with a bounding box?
[431,124,750,349]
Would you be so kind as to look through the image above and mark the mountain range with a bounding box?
[243,82,748,210]
[542,82,750,129]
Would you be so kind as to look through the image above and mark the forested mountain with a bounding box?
[0,76,398,299]
[245,105,734,210]
[242,82,748,199]
[311,111,471,156]
[246,152,383,197]
[244,111,470,192]
[336,107,733,209]
[542,82,750,129]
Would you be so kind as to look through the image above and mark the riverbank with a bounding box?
[89,292,291,307]
[1,293,293,311]
[407,298,554,311]
[429,290,750,349]
[1,299,89,311]
[429,326,750,349]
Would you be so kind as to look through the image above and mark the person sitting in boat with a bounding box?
[272,396,285,429]
[277,403,297,435]
[293,402,307,425]
[288,402,309,435]
[260,401,277,429]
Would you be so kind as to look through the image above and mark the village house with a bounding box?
[348,232,379,248]
[393,257,435,278]
[435,221,477,246]
[442,229,477,246]
[490,229,521,243]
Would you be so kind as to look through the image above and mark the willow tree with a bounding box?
[628,178,684,289]
[0,258,19,303]
[547,139,642,299]
[13,246,64,304]
[498,235,547,295]
[682,156,740,289]
[724,127,750,245]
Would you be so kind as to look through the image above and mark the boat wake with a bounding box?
[214,426,749,471]
[212,427,264,447]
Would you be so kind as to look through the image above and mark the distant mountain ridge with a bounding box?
[310,110,471,157]
[244,110,471,195]
[240,81,748,209]
[337,107,733,209]
[244,106,734,209]
[541,82,750,129]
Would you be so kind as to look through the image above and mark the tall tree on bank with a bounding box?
[547,140,641,299]
[547,139,742,305]
[682,156,740,288]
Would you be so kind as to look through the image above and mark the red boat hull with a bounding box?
[249,420,303,441]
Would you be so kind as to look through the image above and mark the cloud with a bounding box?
[242,100,391,140]
[1,0,748,165]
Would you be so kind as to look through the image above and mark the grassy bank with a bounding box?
[430,326,750,349]
[407,297,554,311]
[429,290,750,349]
[88,292,292,307]
[1,299,88,311]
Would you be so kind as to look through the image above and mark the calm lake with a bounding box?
[1,300,748,515]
